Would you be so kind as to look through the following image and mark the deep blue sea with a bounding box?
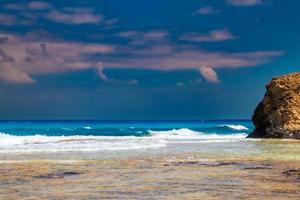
[0,120,253,154]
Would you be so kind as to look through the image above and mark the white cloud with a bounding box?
[226,0,265,6]
[199,66,219,83]
[116,31,140,38]
[0,32,282,84]
[45,9,103,24]
[0,63,35,84]
[196,7,220,15]
[0,14,17,26]
[0,33,115,84]
[0,1,279,85]
[95,63,108,80]
[116,30,169,45]
[180,28,237,42]
[4,1,52,11]
[144,30,169,40]
[28,1,52,10]
[3,2,111,26]
[105,46,282,70]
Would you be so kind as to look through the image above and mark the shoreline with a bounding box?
[1,138,300,161]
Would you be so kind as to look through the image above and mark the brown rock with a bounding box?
[248,72,300,139]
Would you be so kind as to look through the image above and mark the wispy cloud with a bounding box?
[0,30,283,84]
[45,8,102,24]
[116,30,169,45]
[180,28,237,43]
[0,33,114,84]
[27,1,52,10]
[103,35,282,83]
[0,14,17,26]
[116,31,140,38]
[103,18,119,29]
[0,63,35,84]
[0,47,35,84]
[2,2,113,26]
[196,6,220,15]
[0,1,281,85]
[226,0,265,6]
[4,1,52,11]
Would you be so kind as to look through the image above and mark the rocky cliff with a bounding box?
[248,72,300,139]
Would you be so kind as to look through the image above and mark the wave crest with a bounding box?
[218,124,249,131]
[148,128,247,140]
[0,128,248,153]
[148,128,201,139]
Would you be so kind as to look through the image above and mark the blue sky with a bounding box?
[0,0,299,119]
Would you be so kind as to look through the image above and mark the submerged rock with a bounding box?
[34,171,82,179]
[248,72,300,139]
[282,169,300,182]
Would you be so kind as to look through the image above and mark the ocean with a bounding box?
[0,120,261,159]
[1,119,299,161]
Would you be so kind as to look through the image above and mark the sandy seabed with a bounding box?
[0,152,300,200]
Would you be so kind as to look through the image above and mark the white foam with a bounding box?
[0,129,247,153]
[148,128,201,139]
[148,128,246,139]
[219,124,249,131]
[0,133,167,153]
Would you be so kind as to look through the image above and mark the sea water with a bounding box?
[0,120,299,160]
[0,120,251,152]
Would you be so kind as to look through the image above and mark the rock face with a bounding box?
[248,72,300,139]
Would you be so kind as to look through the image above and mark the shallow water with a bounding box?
[1,155,300,200]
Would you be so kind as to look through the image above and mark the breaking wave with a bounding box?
[0,128,248,153]
[218,124,249,131]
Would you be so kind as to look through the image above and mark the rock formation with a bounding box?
[248,72,300,139]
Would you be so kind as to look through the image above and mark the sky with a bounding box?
[0,0,299,120]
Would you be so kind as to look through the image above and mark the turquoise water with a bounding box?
[1,120,300,161]
[0,120,252,136]
[0,120,253,156]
